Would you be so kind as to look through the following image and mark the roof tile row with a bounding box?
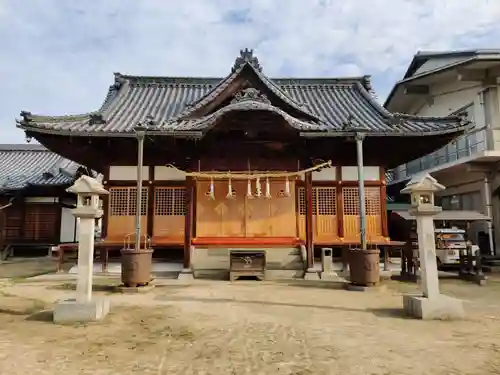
[0,144,81,192]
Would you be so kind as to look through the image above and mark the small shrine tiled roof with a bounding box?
[0,144,83,192]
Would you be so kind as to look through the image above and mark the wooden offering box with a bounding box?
[229,250,266,281]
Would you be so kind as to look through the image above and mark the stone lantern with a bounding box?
[53,175,110,323]
[400,173,464,319]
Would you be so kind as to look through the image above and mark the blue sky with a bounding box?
[2,0,500,143]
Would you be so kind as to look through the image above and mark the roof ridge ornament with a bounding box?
[342,114,356,131]
[231,88,271,104]
[20,111,32,123]
[232,48,262,73]
[89,113,105,125]
[389,114,404,126]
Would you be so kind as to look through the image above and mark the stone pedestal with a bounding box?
[304,267,321,280]
[54,298,110,324]
[403,294,464,320]
[319,247,345,281]
[321,271,346,282]
[177,268,195,282]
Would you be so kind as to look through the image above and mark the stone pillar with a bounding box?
[415,213,440,299]
[75,211,96,302]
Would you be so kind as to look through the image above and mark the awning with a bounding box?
[392,210,490,221]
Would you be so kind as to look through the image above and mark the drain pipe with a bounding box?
[484,174,495,255]
[134,125,146,252]
[355,132,367,250]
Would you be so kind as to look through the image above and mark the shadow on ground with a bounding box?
[155,294,414,320]
[26,310,54,322]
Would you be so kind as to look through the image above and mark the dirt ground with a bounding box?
[1,267,500,374]
[0,257,65,279]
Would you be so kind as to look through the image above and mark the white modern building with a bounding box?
[386,50,500,254]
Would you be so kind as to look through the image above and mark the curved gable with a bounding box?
[174,49,321,122]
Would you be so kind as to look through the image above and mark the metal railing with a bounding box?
[388,129,487,183]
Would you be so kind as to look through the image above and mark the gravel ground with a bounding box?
[0,272,500,374]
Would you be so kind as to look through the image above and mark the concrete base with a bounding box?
[403,294,465,320]
[177,268,195,282]
[304,268,321,281]
[53,298,110,324]
[320,271,346,282]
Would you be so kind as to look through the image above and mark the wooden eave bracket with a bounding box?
[403,84,429,95]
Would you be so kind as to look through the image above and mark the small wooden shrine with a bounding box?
[17,49,467,274]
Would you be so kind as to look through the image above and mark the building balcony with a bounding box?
[389,129,491,185]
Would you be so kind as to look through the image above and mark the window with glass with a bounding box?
[440,191,482,211]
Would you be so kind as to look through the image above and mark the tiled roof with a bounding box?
[403,49,500,79]
[0,144,82,192]
[18,49,468,138]
[385,49,500,109]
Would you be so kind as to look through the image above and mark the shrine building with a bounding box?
[17,49,467,278]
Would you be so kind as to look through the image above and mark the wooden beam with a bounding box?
[55,200,63,245]
[183,176,195,269]
[304,172,314,269]
[146,166,155,238]
[101,166,110,240]
[336,167,344,238]
[20,197,27,243]
[403,85,430,95]
[380,166,389,238]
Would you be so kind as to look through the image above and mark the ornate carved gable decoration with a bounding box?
[230,88,271,105]
[232,48,262,73]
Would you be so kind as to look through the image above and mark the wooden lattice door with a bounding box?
[342,187,360,240]
[107,187,148,241]
[153,187,186,242]
[365,187,382,239]
[315,187,338,241]
[298,186,338,243]
[342,187,382,241]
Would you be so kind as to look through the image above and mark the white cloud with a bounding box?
[1,0,500,142]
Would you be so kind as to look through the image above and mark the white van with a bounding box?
[414,228,479,267]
